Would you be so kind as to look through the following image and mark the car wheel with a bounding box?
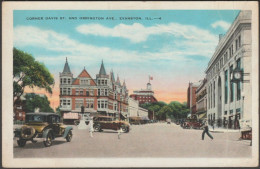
[17,139,26,147]
[43,132,53,147]
[121,126,128,133]
[66,130,72,142]
[94,124,101,132]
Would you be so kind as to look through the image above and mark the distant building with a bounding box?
[59,58,128,121]
[130,79,157,105]
[205,11,252,129]
[128,97,149,123]
[195,78,207,121]
[187,82,200,115]
[13,93,49,121]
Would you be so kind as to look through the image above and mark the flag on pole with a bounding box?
[150,76,153,80]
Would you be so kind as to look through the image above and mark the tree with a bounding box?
[13,48,55,107]
[24,93,54,113]
[157,105,172,120]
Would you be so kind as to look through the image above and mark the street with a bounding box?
[13,123,251,158]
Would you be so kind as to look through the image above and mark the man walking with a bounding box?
[202,120,213,140]
[89,116,94,138]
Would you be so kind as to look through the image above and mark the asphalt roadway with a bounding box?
[13,123,251,158]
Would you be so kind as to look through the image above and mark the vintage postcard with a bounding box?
[2,1,259,168]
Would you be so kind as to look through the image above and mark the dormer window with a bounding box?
[80,79,90,85]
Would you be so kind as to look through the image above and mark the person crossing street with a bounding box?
[202,120,214,140]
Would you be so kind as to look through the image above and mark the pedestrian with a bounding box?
[89,116,94,138]
[117,126,122,139]
[202,120,213,140]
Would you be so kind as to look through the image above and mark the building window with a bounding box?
[225,70,228,104]
[60,88,62,95]
[213,81,215,108]
[114,103,118,111]
[80,79,89,85]
[60,98,71,108]
[75,89,79,95]
[63,88,67,95]
[68,88,71,95]
[230,110,233,115]
[236,58,241,100]
[75,99,83,109]
[68,78,71,84]
[60,79,62,84]
[235,39,238,51]
[80,88,83,95]
[86,91,89,96]
[224,111,227,115]
[210,84,212,108]
[63,78,67,84]
[98,100,108,109]
[105,89,108,96]
[238,35,241,48]
[224,53,227,62]
[231,44,234,56]
[90,89,94,96]
[230,65,234,102]
[86,99,94,108]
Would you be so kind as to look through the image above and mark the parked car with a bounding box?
[93,116,130,133]
[182,119,203,129]
[14,113,73,147]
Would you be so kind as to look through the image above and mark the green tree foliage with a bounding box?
[13,48,55,106]
[140,101,189,120]
[24,93,54,113]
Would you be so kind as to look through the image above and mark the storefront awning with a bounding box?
[141,116,150,120]
[129,117,142,121]
[198,112,207,119]
[63,112,79,119]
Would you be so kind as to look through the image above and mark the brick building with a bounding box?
[187,82,200,115]
[59,58,128,120]
[130,80,157,105]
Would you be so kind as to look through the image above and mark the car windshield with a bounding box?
[25,115,47,123]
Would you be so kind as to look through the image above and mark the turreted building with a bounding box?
[59,59,129,122]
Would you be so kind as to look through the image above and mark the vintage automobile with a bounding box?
[93,116,130,133]
[182,119,203,129]
[14,113,73,147]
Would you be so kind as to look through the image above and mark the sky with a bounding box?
[13,10,240,110]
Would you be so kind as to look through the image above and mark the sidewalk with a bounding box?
[208,126,240,133]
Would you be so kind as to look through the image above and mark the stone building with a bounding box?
[59,59,129,120]
[205,11,251,129]
[195,78,207,121]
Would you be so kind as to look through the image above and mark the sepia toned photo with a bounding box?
[2,1,259,168]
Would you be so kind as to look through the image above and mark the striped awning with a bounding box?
[198,112,207,119]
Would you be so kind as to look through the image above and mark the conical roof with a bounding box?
[116,75,121,86]
[110,69,115,82]
[123,80,126,87]
[99,60,107,75]
[62,57,71,74]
